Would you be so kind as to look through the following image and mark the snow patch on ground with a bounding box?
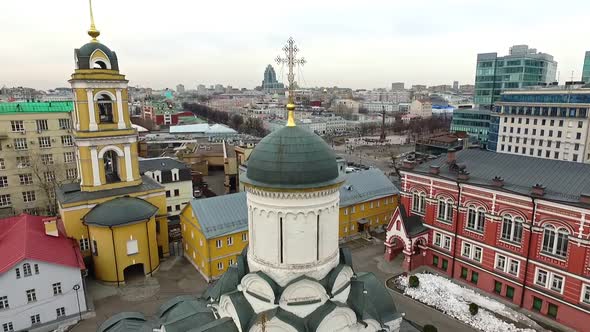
[396,273,544,332]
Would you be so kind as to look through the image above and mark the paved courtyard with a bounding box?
[75,239,475,332]
[72,256,208,331]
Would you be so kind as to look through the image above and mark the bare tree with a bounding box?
[29,152,76,216]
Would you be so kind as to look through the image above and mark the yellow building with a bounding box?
[180,168,398,281]
[57,8,169,285]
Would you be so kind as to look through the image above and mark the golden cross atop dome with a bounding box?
[276,37,306,127]
[87,0,100,42]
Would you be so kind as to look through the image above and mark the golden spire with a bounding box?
[276,37,306,127]
[87,0,100,42]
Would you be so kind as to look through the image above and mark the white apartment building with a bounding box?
[493,86,590,163]
[409,98,433,118]
[360,101,399,113]
[139,158,193,215]
[0,215,87,332]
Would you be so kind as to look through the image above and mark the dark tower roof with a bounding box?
[74,42,120,71]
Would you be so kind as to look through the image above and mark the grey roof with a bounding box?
[413,149,590,205]
[340,169,399,207]
[139,157,190,172]
[57,175,164,205]
[83,197,159,227]
[399,206,428,237]
[189,192,248,239]
[193,170,398,239]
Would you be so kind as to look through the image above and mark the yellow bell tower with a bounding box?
[69,0,141,192]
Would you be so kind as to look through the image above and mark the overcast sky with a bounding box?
[2,0,589,90]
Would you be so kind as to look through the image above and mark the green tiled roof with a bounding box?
[241,126,343,189]
[97,312,151,332]
[0,101,73,114]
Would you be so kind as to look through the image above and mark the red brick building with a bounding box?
[141,100,192,126]
[385,149,590,331]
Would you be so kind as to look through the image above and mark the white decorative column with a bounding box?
[116,89,126,129]
[124,144,133,182]
[90,147,101,186]
[86,89,98,131]
[76,149,84,186]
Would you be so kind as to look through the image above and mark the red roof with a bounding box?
[0,214,85,274]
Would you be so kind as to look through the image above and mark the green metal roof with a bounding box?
[83,196,158,227]
[0,101,73,114]
[97,312,151,332]
[241,126,342,189]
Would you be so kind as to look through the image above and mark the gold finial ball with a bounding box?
[88,28,100,41]
[286,103,296,111]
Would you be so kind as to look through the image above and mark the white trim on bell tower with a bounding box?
[90,147,101,185]
[86,89,98,131]
[116,89,126,129]
[124,143,133,181]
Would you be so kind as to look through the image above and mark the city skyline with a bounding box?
[2,0,589,90]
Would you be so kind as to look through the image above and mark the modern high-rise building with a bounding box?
[450,107,491,148]
[582,51,590,83]
[474,45,557,108]
[453,81,459,90]
[261,64,285,91]
[487,84,590,163]
[176,84,185,94]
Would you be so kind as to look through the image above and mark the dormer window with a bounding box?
[97,94,114,123]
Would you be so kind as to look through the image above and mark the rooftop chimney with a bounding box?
[430,165,440,175]
[532,184,545,197]
[402,160,416,170]
[43,217,59,237]
[492,176,504,187]
[580,193,590,205]
[447,148,456,164]
[457,170,470,181]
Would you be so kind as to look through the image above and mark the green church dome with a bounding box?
[75,42,120,71]
[242,126,342,189]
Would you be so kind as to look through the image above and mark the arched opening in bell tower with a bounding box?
[93,60,107,69]
[97,94,114,123]
[103,150,120,183]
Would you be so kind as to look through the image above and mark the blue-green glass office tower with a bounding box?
[582,51,590,83]
[474,45,557,108]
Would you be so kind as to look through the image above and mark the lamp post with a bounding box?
[73,284,82,321]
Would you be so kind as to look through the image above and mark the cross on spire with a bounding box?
[276,37,306,127]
